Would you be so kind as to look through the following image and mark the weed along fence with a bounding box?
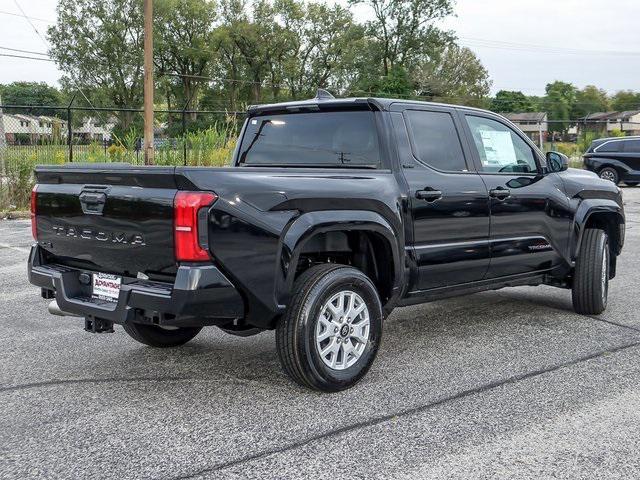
[0,104,246,173]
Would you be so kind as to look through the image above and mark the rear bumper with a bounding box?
[27,246,244,327]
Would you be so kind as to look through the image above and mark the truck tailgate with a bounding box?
[34,165,186,279]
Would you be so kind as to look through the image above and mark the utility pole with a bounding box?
[143,0,154,165]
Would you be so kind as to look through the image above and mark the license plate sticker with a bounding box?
[92,273,121,302]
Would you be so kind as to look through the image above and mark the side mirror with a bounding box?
[546,151,569,173]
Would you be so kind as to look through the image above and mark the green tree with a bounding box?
[572,85,609,119]
[489,90,534,113]
[354,64,413,97]
[416,45,491,106]
[0,82,63,114]
[278,0,364,98]
[611,90,640,111]
[154,0,218,114]
[211,0,249,111]
[543,81,577,135]
[220,0,292,103]
[349,0,454,76]
[48,0,144,128]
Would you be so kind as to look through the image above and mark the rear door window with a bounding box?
[238,111,381,167]
[404,110,468,172]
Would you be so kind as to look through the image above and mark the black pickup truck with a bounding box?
[28,94,625,391]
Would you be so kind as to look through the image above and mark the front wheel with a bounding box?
[276,264,383,392]
[123,323,202,348]
[572,228,609,315]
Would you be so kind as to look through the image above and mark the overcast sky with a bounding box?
[0,0,639,96]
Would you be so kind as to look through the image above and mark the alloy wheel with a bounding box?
[315,290,370,370]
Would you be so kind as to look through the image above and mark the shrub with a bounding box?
[107,144,127,161]
[554,142,578,157]
[1,160,35,211]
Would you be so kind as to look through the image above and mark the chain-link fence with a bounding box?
[0,104,245,174]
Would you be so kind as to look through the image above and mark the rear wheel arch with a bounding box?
[278,212,403,311]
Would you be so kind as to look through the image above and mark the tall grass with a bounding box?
[0,123,238,212]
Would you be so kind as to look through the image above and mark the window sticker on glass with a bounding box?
[478,130,516,167]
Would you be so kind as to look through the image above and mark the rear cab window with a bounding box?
[237,110,382,168]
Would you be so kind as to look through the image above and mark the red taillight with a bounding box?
[174,191,217,261]
[31,185,38,241]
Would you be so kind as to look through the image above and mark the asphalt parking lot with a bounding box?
[2,187,640,479]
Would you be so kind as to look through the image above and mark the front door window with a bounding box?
[465,115,539,174]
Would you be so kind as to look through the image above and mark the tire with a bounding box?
[276,264,383,392]
[626,182,639,187]
[572,228,609,315]
[122,323,202,348]
[599,167,619,185]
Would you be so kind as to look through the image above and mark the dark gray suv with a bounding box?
[584,136,640,186]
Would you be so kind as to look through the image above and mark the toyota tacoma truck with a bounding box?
[28,93,625,392]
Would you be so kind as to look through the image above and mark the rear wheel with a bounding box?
[599,167,619,185]
[572,228,609,315]
[123,323,202,347]
[276,264,383,392]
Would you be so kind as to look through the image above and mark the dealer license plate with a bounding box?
[92,273,121,302]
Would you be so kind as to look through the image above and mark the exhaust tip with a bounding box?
[48,300,80,317]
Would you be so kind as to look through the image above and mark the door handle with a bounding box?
[415,188,442,202]
[489,187,511,200]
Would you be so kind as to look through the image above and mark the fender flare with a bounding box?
[572,199,625,260]
[275,210,404,309]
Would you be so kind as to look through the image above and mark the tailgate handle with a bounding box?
[79,191,107,215]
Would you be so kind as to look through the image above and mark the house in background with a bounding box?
[576,111,640,136]
[503,112,548,147]
[0,112,116,144]
[606,110,640,136]
[72,116,117,143]
[1,114,33,144]
[577,112,612,135]
[0,113,68,144]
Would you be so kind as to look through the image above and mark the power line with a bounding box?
[0,45,49,56]
[0,52,55,62]
[0,9,54,24]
